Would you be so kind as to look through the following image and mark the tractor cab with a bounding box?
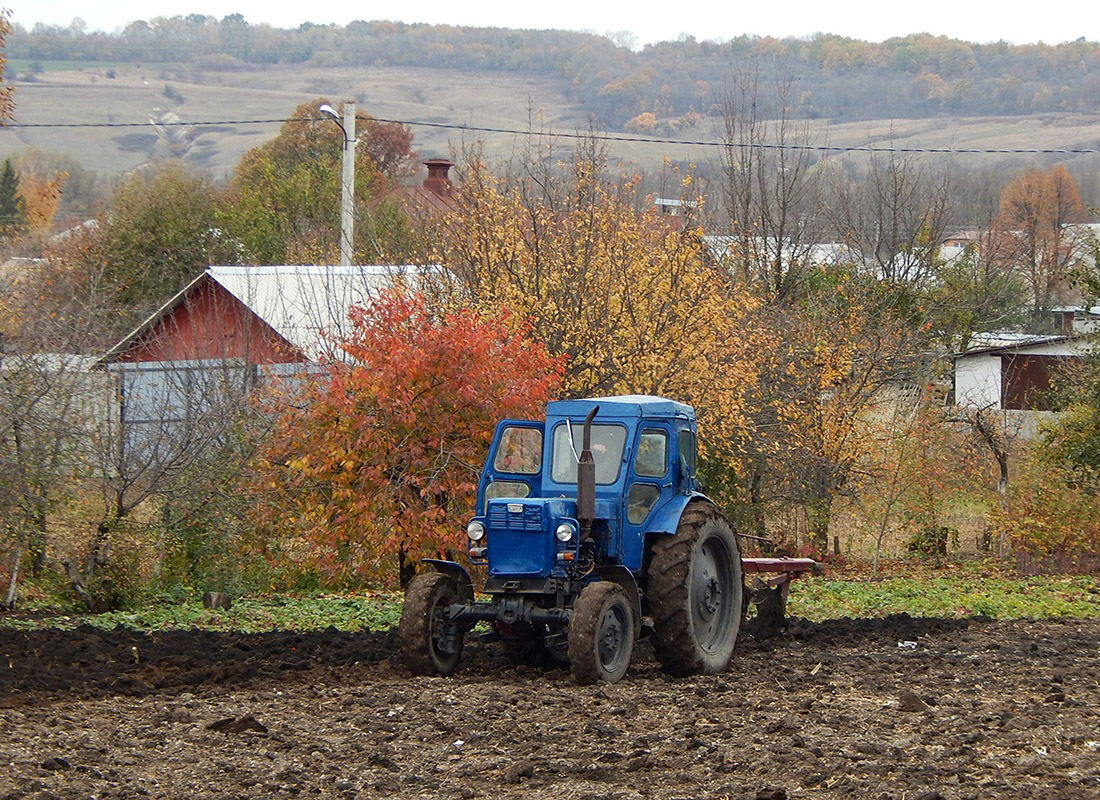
[470,396,699,581]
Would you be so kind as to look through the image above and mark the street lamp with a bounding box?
[319,102,356,267]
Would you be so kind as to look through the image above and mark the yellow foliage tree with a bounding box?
[16,170,67,235]
[428,142,763,466]
[0,12,13,126]
[717,269,930,553]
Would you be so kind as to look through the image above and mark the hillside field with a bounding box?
[4,63,1100,179]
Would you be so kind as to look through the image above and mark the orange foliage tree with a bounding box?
[252,290,563,587]
[992,164,1087,314]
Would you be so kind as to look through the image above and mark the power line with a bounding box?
[5,115,1100,155]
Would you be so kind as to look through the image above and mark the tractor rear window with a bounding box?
[550,423,627,485]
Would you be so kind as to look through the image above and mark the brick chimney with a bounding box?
[423,158,454,199]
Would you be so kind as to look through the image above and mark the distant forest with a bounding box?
[9,16,1100,128]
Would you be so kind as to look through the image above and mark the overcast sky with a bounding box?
[12,1,1099,47]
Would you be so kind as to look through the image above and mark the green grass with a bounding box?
[787,575,1100,621]
[0,592,403,633]
[3,574,1098,633]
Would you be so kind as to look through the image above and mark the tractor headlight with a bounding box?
[555,523,575,543]
[466,521,486,541]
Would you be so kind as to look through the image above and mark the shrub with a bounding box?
[992,455,1100,573]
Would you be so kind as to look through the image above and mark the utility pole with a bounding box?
[339,102,356,267]
[320,102,356,266]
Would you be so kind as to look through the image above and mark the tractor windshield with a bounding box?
[550,423,627,485]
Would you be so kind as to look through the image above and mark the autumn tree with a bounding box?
[253,290,563,587]
[723,270,927,553]
[16,148,104,220]
[0,11,13,126]
[862,390,990,569]
[228,100,417,265]
[44,161,240,336]
[14,166,66,237]
[992,164,1088,315]
[428,139,764,486]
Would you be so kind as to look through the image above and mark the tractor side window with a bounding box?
[678,429,696,476]
[485,480,531,501]
[493,426,542,475]
[550,423,627,485]
[627,483,661,524]
[634,429,667,477]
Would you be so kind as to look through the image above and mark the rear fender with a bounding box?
[422,559,475,603]
[594,565,642,640]
[647,491,710,535]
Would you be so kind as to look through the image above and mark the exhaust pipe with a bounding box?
[577,406,598,541]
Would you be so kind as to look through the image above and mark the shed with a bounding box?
[951,332,1087,412]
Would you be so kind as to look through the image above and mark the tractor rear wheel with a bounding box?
[648,502,743,677]
[568,581,635,685]
[398,572,464,677]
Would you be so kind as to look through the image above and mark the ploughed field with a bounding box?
[1,616,1097,799]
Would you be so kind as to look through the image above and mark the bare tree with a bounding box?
[61,283,277,609]
[0,352,103,607]
[0,253,123,608]
[719,70,823,304]
[942,402,1019,555]
[829,149,954,287]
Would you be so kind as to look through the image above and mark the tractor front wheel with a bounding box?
[648,502,743,677]
[568,581,635,685]
[398,572,464,676]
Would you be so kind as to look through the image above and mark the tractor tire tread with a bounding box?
[398,572,462,677]
[647,500,742,677]
[568,581,634,685]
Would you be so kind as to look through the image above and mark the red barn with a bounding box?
[101,265,417,445]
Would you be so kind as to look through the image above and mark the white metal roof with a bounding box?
[100,264,427,364]
[965,332,1065,350]
[207,265,420,359]
[954,331,1079,359]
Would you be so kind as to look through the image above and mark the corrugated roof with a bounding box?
[207,265,418,358]
[101,265,425,364]
[954,331,1074,358]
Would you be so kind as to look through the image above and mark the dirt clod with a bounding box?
[898,691,929,712]
[206,714,268,734]
[504,759,535,782]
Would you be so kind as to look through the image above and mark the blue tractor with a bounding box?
[398,395,780,684]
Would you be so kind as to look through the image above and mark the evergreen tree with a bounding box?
[0,159,25,235]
